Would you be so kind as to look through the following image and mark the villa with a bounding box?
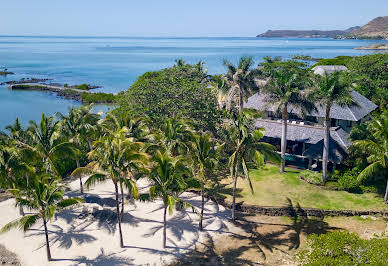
[244,65,378,170]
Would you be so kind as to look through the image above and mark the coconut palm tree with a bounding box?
[0,142,36,216]
[353,110,388,202]
[147,150,198,248]
[57,105,100,193]
[226,110,279,220]
[311,71,355,182]
[26,113,77,176]
[0,174,83,261]
[72,128,148,247]
[260,59,315,172]
[157,117,193,155]
[223,56,260,113]
[189,132,223,230]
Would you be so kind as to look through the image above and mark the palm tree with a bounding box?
[260,59,315,172]
[190,132,223,230]
[311,71,355,182]
[57,105,100,193]
[5,118,29,143]
[175,59,186,67]
[0,143,35,216]
[157,117,193,155]
[147,150,198,248]
[0,174,83,261]
[353,110,388,202]
[226,110,279,220]
[223,56,259,113]
[72,128,148,247]
[26,113,77,176]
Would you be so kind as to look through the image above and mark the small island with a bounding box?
[0,68,14,76]
[354,43,388,50]
[9,83,116,104]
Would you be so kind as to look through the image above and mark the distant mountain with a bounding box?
[256,16,388,39]
[346,16,388,39]
[256,28,358,38]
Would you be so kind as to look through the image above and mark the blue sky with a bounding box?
[1,0,387,37]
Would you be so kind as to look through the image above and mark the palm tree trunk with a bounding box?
[280,105,288,173]
[322,106,331,183]
[239,89,243,114]
[163,205,167,248]
[232,161,239,221]
[199,182,205,230]
[384,179,388,203]
[114,183,124,248]
[120,182,125,222]
[76,159,83,194]
[43,219,52,261]
[19,205,25,216]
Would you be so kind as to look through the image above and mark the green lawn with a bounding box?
[220,165,387,211]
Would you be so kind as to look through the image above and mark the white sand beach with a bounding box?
[0,178,232,265]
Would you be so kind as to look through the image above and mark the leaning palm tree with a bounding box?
[72,128,148,247]
[189,132,223,230]
[226,110,279,220]
[223,56,260,113]
[0,174,83,261]
[261,59,316,172]
[57,105,100,193]
[353,110,388,202]
[146,150,198,248]
[310,71,355,182]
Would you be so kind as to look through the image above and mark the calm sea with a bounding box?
[0,36,387,128]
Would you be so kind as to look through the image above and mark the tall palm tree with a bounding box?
[189,132,223,230]
[26,113,77,176]
[261,59,315,172]
[311,71,355,182]
[175,59,186,67]
[147,150,198,248]
[226,110,279,220]
[72,128,148,247]
[0,174,82,261]
[57,105,100,193]
[353,110,388,202]
[223,56,260,113]
[5,118,29,143]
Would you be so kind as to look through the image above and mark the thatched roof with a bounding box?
[312,65,348,75]
[253,119,350,148]
[245,90,377,121]
[303,138,348,163]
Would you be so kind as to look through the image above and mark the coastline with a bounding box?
[9,83,117,104]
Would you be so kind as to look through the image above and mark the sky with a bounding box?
[1,0,387,37]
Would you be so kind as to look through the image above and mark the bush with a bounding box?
[75,83,90,90]
[80,92,116,103]
[117,64,222,133]
[299,170,322,185]
[330,169,360,192]
[296,231,388,265]
[313,56,353,67]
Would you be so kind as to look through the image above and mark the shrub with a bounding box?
[80,92,116,103]
[296,231,388,265]
[75,83,90,90]
[330,169,360,192]
[299,170,322,185]
[117,64,222,133]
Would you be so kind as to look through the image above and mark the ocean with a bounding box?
[0,36,386,128]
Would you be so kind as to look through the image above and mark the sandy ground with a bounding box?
[0,177,232,266]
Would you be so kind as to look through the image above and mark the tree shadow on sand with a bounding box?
[26,224,97,250]
[172,199,341,265]
[51,248,134,266]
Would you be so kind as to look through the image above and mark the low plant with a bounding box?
[296,231,388,265]
[299,170,322,185]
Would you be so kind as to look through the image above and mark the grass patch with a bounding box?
[221,165,387,211]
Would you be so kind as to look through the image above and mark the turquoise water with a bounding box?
[0,36,387,128]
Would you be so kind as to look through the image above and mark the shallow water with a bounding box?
[0,36,386,128]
